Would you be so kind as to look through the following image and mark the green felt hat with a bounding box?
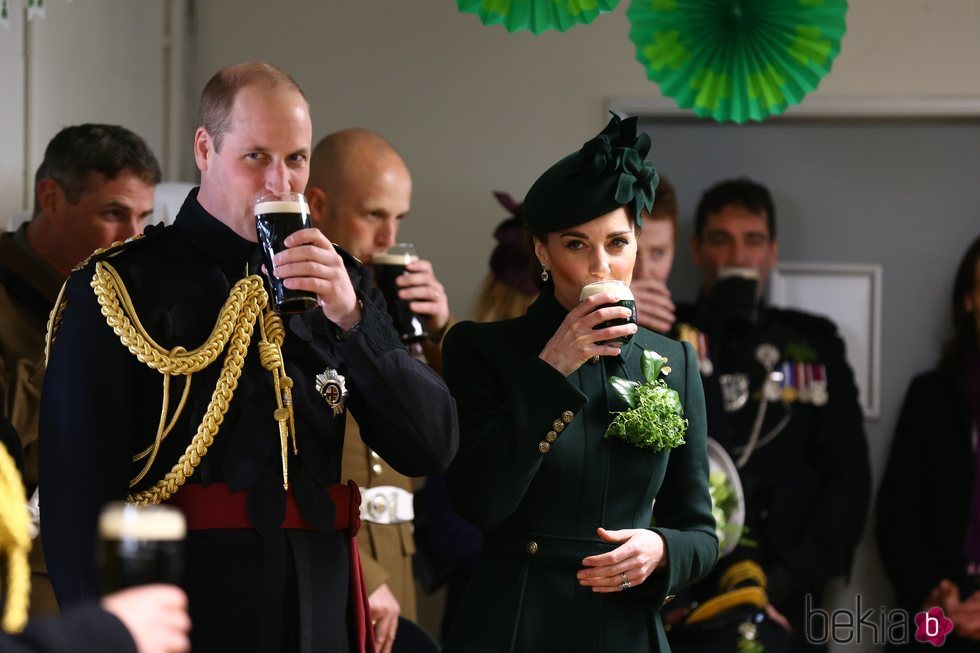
[522,114,659,235]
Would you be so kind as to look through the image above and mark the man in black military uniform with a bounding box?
[666,178,871,652]
[38,62,458,653]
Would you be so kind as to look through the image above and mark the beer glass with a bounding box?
[579,280,637,347]
[254,192,319,315]
[373,243,428,343]
[98,502,185,594]
[711,266,761,324]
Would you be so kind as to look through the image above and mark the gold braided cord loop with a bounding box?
[0,443,30,633]
[44,279,69,367]
[92,262,248,376]
[46,236,141,365]
[87,259,274,506]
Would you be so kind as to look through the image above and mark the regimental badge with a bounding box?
[719,373,750,413]
[315,368,348,416]
[755,343,780,371]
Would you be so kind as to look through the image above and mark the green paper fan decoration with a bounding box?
[457,0,621,34]
[627,0,848,123]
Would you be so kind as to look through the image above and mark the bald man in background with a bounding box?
[307,128,451,652]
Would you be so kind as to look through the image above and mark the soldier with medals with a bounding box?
[38,62,458,653]
[665,179,870,652]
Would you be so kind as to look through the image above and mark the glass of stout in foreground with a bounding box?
[373,243,428,344]
[579,280,637,347]
[254,191,320,315]
[98,502,186,594]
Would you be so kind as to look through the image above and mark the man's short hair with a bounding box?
[32,123,162,217]
[198,62,307,152]
[694,178,776,240]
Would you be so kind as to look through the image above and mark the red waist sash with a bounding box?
[166,480,375,653]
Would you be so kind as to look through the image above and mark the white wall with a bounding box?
[0,0,169,228]
[0,5,26,227]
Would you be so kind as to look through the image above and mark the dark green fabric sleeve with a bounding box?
[443,322,587,530]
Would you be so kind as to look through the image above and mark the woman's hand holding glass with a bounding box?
[577,527,666,593]
[538,291,638,376]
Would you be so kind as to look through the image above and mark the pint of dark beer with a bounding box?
[708,266,761,325]
[254,192,320,315]
[579,280,637,347]
[373,244,428,343]
[98,503,185,594]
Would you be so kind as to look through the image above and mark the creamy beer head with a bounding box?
[718,266,760,282]
[252,198,309,216]
[98,502,186,594]
[373,251,419,266]
[98,503,186,542]
[373,244,428,343]
[579,279,634,303]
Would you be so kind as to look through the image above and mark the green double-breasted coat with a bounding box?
[443,288,718,652]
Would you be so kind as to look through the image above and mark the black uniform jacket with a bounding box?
[675,301,870,621]
[38,190,458,652]
[443,286,718,652]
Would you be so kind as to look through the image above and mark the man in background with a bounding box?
[307,128,451,652]
[669,178,870,652]
[0,123,159,616]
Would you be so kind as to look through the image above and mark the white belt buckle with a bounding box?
[359,485,414,525]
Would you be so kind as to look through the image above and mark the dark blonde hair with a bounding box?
[198,62,307,151]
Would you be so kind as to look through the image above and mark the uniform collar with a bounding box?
[172,187,257,279]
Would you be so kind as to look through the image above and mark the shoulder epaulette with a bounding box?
[49,223,169,363]
[71,222,170,273]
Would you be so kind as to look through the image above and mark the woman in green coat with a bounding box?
[442,115,718,652]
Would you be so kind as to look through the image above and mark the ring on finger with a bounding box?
[619,571,631,591]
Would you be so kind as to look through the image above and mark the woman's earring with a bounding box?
[540,264,549,282]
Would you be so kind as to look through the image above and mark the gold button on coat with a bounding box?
[553,420,565,433]
[526,541,538,555]
[561,411,574,424]
[545,431,558,443]
[538,441,551,454]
